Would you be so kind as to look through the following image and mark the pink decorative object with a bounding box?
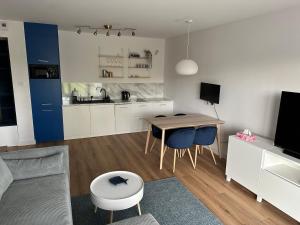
[236,132,256,142]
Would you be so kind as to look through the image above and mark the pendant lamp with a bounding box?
[175,20,198,75]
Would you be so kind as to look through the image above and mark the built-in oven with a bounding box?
[29,64,60,79]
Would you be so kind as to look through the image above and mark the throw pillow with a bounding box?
[4,152,64,180]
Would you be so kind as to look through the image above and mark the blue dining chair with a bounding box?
[165,127,196,173]
[193,126,217,166]
[149,115,166,153]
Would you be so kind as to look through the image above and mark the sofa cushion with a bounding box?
[111,214,160,225]
[0,174,73,225]
[4,152,64,180]
[0,156,13,200]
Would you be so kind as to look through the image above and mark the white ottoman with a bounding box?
[90,171,144,224]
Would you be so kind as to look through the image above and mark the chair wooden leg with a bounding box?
[149,138,157,152]
[201,146,204,154]
[187,148,196,169]
[163,146,168,157]
[209,146,217,165]
[194,145,198,168]
[173,149,177,173]
[182,149,186,157]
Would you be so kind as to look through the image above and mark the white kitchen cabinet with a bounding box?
[90,105,115,136]
[63,100,174,139]
[63,105,91,140]
[133,103,153,132]
[152,101,173,116]
[115,104,136,133]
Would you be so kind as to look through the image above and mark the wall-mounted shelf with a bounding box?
[100,76,124,79]
[99,55,123,58]
[128,75,151,78]
[98,47,153,79]
[100,65,123,68]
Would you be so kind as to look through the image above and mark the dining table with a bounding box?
[144,113,225,169]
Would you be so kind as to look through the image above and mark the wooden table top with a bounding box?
[144,113,224,130]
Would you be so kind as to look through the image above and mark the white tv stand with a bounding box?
[226,135,300,222]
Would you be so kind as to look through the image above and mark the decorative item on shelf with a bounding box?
[129,52,140,58]
[136,63,150,69]
[236,129,256,142]
[75,25,136,37]
[144,50,152,59]
[175,19,198,75]
[102,69,114,78]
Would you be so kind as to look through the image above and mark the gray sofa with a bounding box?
[0,145,73,225]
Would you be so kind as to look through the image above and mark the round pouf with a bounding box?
[90,171,144,223]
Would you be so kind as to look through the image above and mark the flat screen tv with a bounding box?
[274,91,300,159]
[200,82,220,104]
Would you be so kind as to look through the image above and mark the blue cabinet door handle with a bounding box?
[38,59,49,63]
[41,109,54,112]
[41,103,52,106]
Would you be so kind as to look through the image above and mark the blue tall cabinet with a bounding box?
[24,22,64,143]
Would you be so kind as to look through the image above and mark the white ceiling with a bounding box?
[0,0,299,38]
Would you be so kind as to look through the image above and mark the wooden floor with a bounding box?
[6,132,299,225]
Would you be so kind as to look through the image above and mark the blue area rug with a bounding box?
[71,177,223,225]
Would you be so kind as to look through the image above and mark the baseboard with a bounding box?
[18,138,36,146]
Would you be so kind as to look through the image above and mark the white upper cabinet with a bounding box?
[59,30,165,83]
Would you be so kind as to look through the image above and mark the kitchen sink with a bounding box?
[136,98,147,102]
[73,99,114,104]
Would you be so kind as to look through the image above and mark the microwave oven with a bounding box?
[29,64,60,79]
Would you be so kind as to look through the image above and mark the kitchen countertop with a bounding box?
[62,98,173,106]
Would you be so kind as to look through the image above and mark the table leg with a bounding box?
[137,202,142,215]
[144,124,151,154]
[109,211,113,224]
[159,129,166,170]
[216,124,222,159]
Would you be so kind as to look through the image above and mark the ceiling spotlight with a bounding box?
[117,31,121,37]
[104,24,112,30]
[76,27,81,34]
[132,31,135,36]
[93,30,98,36]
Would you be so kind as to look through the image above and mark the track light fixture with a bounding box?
[74,25,136,37]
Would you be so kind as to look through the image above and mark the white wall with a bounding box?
[164,7,300,157]
[0,20,35,146]
[59,30,165,83]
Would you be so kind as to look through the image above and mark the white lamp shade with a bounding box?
[175,59,198,75]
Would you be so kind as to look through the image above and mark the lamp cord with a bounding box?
[213,104,220,120]
[186,22,191,59]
